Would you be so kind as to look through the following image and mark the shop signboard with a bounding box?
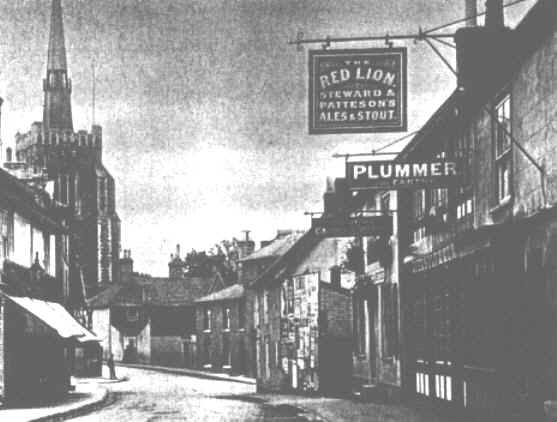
[309,48,407,134]
[312,215,392,237]
[347,160,460,190]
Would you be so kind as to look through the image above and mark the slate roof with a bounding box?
[240,231,305,262]
[195,284,245,304]
[87,274,215,309]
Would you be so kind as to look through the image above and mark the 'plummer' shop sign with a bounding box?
[347,160,460,190]
[309,48,407,134]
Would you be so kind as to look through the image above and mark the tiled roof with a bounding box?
[195,284,244,304]
[240,232,305,262]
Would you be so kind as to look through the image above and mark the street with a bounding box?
[69,367,311,422]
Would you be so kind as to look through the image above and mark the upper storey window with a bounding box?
[494,95,512,203]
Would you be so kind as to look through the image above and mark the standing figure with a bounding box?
[107,353,116,380]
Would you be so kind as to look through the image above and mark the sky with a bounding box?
[0,0,536,276]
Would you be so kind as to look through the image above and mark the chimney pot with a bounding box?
[465,0,477,27]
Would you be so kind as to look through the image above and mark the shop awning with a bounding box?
[1,293,100,341]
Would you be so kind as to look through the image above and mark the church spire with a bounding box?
[43,0,73,131]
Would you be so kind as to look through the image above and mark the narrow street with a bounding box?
[69,367,312,422]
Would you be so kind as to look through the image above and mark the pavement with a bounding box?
[0,365,130,422]
[116,361,256,385]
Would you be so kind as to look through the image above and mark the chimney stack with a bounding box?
[485,0,505,30]
[465,0,477,27]
[176,244,181,258]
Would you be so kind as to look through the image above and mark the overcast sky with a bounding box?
[0,0,535,275]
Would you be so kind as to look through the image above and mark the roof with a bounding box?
[397,90,461,160]
[251,230,320,288]
[195,284,245,304]
[87,273,215,309]
[240,232,305,262]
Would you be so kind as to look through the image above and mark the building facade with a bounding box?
[352,190,402,402]
[394,1,556,420]
[249,224,355,395]
[0,168,96,403]
[194,284,248,374]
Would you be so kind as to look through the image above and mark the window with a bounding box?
[223,334,231,367]
[126,308,139,322]
[264,338,270,378]
[223,306,231,330]
[263,291,269,324]
[353,296,368,355]
[98,178,106,212]
[0,210,9,262]
[382,283,399,358]
[60,174,69,204]
[494,95,512,203]
[254,293,260,326]
[203,336,211,366]
[238,299,246,328]
[203,307,212,331]
[432,286,451,360]
[13,213,31,266]
[413,189,427,243]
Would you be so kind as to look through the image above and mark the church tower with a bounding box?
[14,0,121,301]
[43,0,73,132]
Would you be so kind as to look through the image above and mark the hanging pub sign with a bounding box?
[347,160,460,190]
[309,48,407,134]
[312,215,392,237]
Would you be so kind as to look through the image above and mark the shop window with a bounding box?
[223,306,231,331]
[203,307,212,332]
[494,94,512,203]
[416,372,430,396]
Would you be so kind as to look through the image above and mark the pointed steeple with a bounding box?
[47,0,68,71]
[43,0,73,131]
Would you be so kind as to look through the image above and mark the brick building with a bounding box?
[239,231,306,379]
[194,284,248,374]
[390,0,557,419]
[13,0,120,303]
